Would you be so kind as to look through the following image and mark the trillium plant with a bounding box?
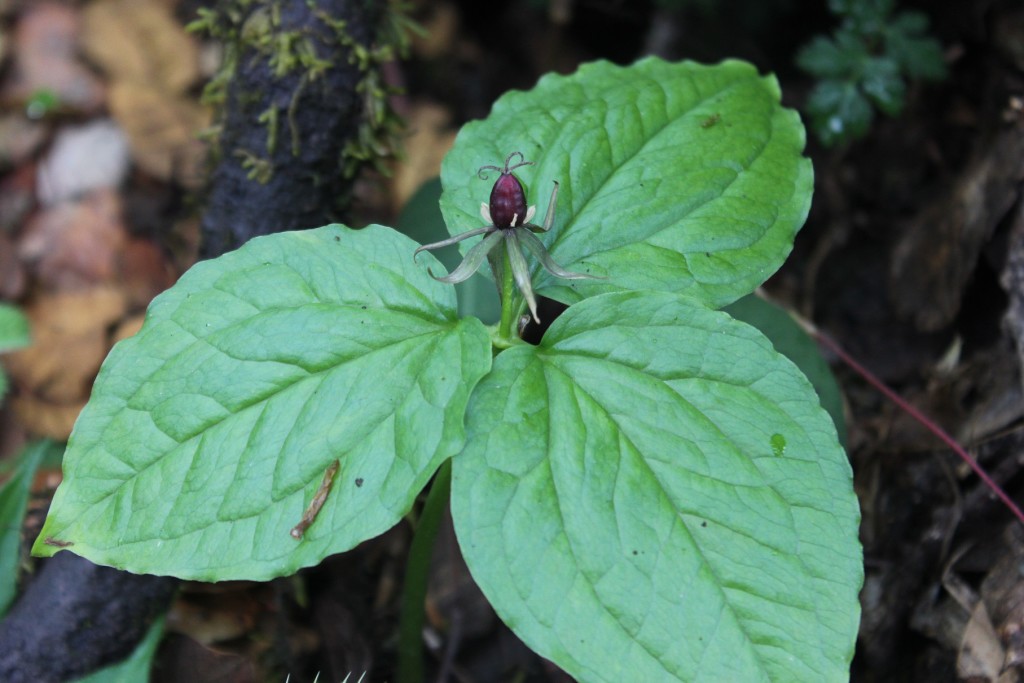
[33,59,862,682]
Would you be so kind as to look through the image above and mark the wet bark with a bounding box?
[0,553,177,682]
[200,0,379,257]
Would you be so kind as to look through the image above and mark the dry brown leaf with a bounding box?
[9,394,87,441]
[167,593,262,645]
[112,313,145,343]
[19,189,127,290]
[959,601,1018,683]
[4,287,126,402]
[0,114,48,168]
[109,82,210,187]
[411,1,460,59]
[4,287,127,439]
[0,163,39,235]
[0,234,27,300]
[391,102,456,212]
[982,526,1024,673]
[81,0,200,95]
[118,237,177,309]
[0,2,105,113]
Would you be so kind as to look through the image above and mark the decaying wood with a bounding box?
[890,119,1024,331]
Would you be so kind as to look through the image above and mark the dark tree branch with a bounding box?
[200,0,380,257]
[0,553,177,682]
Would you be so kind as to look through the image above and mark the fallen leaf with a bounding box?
[167,592,262,645]
[112,313,145,343]
[0,234,27,299]
[0,2,105,113]
[118,238,177,309]
[81,0,200,95]
[0,114,48,168]
[150,634,259,683]
[9,393,86,441]
[392,101,456,212]
[958,600,1017,683]
[19,189,127,290]
[109,83,210,187]
[36,119,131,206]
[982,525,1024,673]
[4,287,126,405]
[411,1,460,59]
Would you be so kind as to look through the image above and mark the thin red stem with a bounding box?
[813,329,1024,527]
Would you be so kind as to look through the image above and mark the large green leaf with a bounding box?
[33,225,492,580]
[452,291,861,682]
[439,58,812,309]
[725,294,846,446]
[396,177,501,324]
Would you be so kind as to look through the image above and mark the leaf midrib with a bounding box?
[78,308,457,509]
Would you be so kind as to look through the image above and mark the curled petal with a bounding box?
[413,227,495,261]
[428,229,505,284]
[505,230,539,323]
[517,229,604,280]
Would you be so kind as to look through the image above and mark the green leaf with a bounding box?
[439,58,813,310]
[396,177,501,324]
[724,295,846,446]
[452,291,861,682]
[795,36,851,79]
[33,225,492,581]
[0,441,55,616]
[0,303,30,353]
[861,56,905,116]
[805,79,874,146]
[885,12,947,81]
[796,30,869,81]
[71,614,165,683]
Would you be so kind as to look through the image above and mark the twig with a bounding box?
[808,325,1024,527]
[291,459,341,539]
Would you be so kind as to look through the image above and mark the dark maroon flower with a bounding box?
[414,152,597,322]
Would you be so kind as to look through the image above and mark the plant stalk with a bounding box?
[396,459,452,683]
[811,327,1024,527]
[497,247,519,343]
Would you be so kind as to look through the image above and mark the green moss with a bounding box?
[233,149,274,183]
[257,105,279,155]
[188,0,419,183]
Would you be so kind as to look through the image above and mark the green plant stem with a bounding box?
[497,247,518,343]
[396,459,452,683]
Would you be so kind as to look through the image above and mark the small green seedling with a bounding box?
[0,303,30,403]
[797,0,946,146]
[33,59,862,682]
